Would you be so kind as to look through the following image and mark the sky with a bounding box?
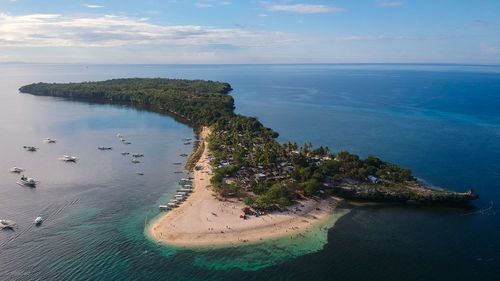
[0,0,500,64]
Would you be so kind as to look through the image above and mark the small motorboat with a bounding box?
[59,155,79,162]
[43,138,56,143]
[183,142,192,145]
[34,216,43,226]
[9,167,25,173]
[180,153,188,157]
[131,158,140,164]
[182,138,192,141]
[123,141,132,145]
[98,146,113,150]
[17,175,37,187]
[23,146,38,152]
[0,219,17,230]
[136,172,144,176]
[132,153,144,158]
[121,152,130,155]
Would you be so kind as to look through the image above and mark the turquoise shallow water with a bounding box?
[0,64,498,280]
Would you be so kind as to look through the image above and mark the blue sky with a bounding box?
[1,0,499,64]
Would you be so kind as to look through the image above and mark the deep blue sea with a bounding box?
[0,64,498,280]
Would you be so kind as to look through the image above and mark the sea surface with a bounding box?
[0,64,498,280]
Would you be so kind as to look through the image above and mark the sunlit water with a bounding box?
[0,64,498,280]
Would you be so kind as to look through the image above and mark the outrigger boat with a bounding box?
[0,219,17,230]
[23,146,38,152]
[59,155,79,162]
[9,167,25,173]
[98,146,113,150]
[131,158,141,164]
[132,153,144,158]
[43,138,56,143]
[121,152,130,155]
[17,175,37,187]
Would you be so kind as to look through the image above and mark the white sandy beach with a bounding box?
[148,127,339,248]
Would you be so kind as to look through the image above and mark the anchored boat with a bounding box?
[17,175,37,187]
[59,155,79,162]
[9,167,25,173]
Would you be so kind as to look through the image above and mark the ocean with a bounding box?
[0,64,498,280]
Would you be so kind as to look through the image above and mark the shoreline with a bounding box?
[147,127,342,248]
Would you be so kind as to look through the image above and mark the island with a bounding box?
[19,78,479,247]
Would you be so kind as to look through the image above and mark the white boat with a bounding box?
[116,133,122,138]
[9,167,25,173]
[131,158,140,164]
[17,175,37,187]
[0,219,17,230]
[34,216,43,226]
[98,146,113,150]
[121,152,130,155]
[159,205,170,211]
[43,138,56,143]
[59,155,78,162]
[23,146,38,152]
[132,153,144,158]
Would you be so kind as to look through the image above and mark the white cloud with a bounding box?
[0,13,291,48]
[480,43,500,55]
[83,4,104,9]
[335,35,411,41]
[377,1,403,8]
[195,2,213,8]
[266,4,344,14]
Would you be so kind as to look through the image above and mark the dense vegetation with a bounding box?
[20,78,233,127]
[20,78,478,209]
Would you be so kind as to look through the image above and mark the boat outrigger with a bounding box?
[23,146,38,152]
[17,175,37,187]
[9,167,25,173]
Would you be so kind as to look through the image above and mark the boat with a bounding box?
[123,141,132,145]
[180,153,188,157]
[34,216,43,226]
[9,167,25,173]
[43,138,56,143]
[121,152,130,155]
[0,219,17,230]
[131,158,140,164]
[136,172,144,176]
[182,138,192,141]
[159,205,170,211]
[116,133,122,138]
[132,153,144,158]
[17,175,37,187]
[23,146,38,152]
[98,146,112,150]
[183,142,192,145]
[173,162,182,165]
[59,155,78,162]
